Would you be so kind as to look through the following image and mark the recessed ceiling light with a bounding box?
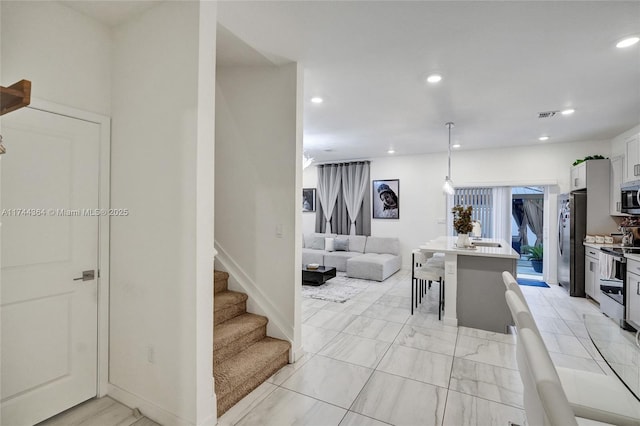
[561,108,575,115]
[616,36,640,48]
[539,136,550,141]
[452,144,461,149]
[426,74,442,84]
[387,149,395,154]
[310,97,323,104]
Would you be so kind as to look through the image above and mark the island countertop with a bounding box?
[419,236,519,259]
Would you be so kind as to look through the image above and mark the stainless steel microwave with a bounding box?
[621,180,640,214]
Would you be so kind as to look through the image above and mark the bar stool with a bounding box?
[411,251,445,319]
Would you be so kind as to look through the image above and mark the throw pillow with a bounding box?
[334,238,349,252]
[310,236,325,250]
[325,238,335,252]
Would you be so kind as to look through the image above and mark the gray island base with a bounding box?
[419,237,520,334]
[456,255,517,333]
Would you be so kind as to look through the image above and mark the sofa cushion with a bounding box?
[334,237,349,252]
[302,248,326,266]
[347,253,402,281]
[325,238,335,252]
[346,235,367,253]
[324,251,363,272]
[365,237,400,255]
[304,232,336,248]
[309,236,325,250]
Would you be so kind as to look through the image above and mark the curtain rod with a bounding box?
[313,159,371,166]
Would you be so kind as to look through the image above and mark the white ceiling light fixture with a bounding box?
[426,74,442,84]
[302,152,314,169]
[387,148,395,154]
[452,143,461,149]
[310,97,323,103]
[539,136,550,141]
[443,122,455,195]
[616,36,640,48]
[561,108,575,115]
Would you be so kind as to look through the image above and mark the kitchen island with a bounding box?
[419,237,520,333]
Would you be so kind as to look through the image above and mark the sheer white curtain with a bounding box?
[316,164,342,233]
[341,162,369,235]
[492,187,512,242]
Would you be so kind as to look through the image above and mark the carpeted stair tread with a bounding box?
[214,290,248,312]
[214,337,290,415]
[214,313,267,352]
[214,290,248,324]
[214,270,229,294]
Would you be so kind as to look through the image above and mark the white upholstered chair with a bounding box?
[516,326,613,426]
[505,288,640,426]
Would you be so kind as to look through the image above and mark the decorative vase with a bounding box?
[531,259,543,273]
[457,233,470,248]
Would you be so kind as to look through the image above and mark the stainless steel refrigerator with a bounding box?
[557,191,587,296]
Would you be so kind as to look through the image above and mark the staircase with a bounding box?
[213,270,291,416]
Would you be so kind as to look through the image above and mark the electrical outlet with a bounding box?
[276,224,283,238]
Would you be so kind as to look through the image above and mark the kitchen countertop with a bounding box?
[583,242,618,249]
[419,236,519,259]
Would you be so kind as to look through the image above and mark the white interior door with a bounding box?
[1,107,100,425]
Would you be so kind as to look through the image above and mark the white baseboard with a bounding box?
[443,317,458,327]
[290,344,305,363]
[108,384,216,426]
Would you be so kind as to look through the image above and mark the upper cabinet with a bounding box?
[610,155,626,216]
[570,162,587,190]
[625,134,640,182]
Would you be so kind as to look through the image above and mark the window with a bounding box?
[453,188,493,237]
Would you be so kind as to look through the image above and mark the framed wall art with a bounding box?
[372,179,399,219]
[302,188,316,212]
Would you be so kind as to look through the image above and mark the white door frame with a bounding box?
[16,98,112,398]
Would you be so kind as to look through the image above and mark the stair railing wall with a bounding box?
[214,241,294,354]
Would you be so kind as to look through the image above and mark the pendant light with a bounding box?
[442,122,455,195]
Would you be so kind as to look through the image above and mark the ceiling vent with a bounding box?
[538,111,559,118]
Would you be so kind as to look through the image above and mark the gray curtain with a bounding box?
[512,200,528,247]
[316,164,342,233]
[341,161,370,235]
[524,199,544,247]
[316,162,371,235]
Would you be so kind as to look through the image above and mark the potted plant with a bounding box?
[452,205,473,247]
[522,245,543,273]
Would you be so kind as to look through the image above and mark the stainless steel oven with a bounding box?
[599,247,627,325]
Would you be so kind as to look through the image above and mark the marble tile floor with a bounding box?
[219,268,612,426]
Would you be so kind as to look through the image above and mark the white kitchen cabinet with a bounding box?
[627,260,640,325]
[610,155,626,215]
[624,134,640,183]
[571,162,587,190]
[585,247,600,303]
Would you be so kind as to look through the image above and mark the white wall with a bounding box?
[215,62,301,352]
[110,2,216,425]
[1,1,112,115]
[304,139,612,268]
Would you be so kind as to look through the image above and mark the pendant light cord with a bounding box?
[446,122,454,179]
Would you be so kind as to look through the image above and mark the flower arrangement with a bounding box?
[452,205,474,234]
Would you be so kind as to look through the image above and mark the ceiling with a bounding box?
[63,1,640,163]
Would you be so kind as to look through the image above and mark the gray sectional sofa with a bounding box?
[302,233,401,281]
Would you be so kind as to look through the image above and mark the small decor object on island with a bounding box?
[302,188,316,212]
[372,179,399,219]
[452,205,473,247]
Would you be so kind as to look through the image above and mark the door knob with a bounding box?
[73,270,95,281]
